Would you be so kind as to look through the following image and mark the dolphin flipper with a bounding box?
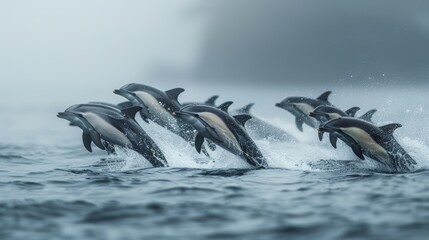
[82,133,93,152]
[338,130,365,160]
[318,131,324,141]
[195,133,205,154]
[89,130,105,150]
[351,144,365,160]
[329,134,338,148]
[295,117,304,132]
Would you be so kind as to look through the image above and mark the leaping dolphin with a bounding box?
[318,117,416,172]
[173,104,268,168]
[275,91,333,131]
[114,83,215,155]
[309,105,377,147]
[58,103,168,167]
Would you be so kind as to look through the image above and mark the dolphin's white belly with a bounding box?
[198,112,242,154]
[295,103,314,116]
[341,127,390,162]
[83,112,132,146]
[135,91,178,128]
[328,113,342,120]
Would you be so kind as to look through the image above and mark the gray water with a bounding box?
[1,86,429,240]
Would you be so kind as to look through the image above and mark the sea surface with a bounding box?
[1,86,429,240]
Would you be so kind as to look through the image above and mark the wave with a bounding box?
[93,118,429,174]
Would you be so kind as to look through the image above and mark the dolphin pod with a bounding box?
[58,85,417,172]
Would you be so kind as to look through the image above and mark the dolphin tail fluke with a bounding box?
[345,107,360,117]
[359,109,377,122]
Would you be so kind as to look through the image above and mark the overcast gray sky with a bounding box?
[0,0,202,107]
[190,0,429,85]
[1,0,428,108]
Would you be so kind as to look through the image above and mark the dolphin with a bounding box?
[309,105,377,124]
[233,103,296,142]
[309,105,377,147]
[113,83,215,154]
[173,104,268,168]
[275,91,333,131]
[58,103,168,167]
[75,101,139,155]
[318,117,416,172]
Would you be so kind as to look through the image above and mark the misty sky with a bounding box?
[191,0,429,85]
[1,0,428,108]
[0,0,202,107]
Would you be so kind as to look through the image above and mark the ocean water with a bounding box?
[1,86,429,240]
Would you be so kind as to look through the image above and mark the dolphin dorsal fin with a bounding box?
[204,95,219,106]
[237,103,255,114]
[380,123,402,135]
[218,101,233,113]
[360,109,377,122]
[345,107,360,117]
[165,88,185,102]
[317,91,332,103]
[121,106,142,119]
[233,114,252,127]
